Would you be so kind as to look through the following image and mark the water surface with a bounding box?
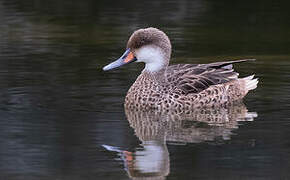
[0,0,290,179]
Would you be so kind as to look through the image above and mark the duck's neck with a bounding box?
[141,67,167,83]
[143,56,169,73]
[144,62,162,72]
[136,45,169,73]
[143,62,167,73]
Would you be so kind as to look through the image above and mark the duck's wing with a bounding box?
[165,59,254,95]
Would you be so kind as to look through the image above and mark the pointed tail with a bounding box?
[243,75,259,92]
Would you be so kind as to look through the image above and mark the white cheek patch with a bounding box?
[135,46,165,72]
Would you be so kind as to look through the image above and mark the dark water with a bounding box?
[0,0,290,179]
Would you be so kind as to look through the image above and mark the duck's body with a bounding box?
[125,61,257,110]
[103,28,258,110]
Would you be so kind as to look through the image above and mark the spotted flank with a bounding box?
[103,27,259,110]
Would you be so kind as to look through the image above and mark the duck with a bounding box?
[103,27,258,111]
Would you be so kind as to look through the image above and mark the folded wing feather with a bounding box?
[165,59,254,95]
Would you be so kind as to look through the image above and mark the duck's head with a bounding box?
[103,27,171,72]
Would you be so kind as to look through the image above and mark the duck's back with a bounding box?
[164,62,237,94]
[125,60,258,110]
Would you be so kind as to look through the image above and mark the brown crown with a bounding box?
[127,27,171,54]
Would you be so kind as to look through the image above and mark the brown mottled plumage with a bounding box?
[103,27,258,110]
[124,59,258,110]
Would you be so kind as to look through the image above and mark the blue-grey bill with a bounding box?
[103,48,137,71]
[103,58,125,71]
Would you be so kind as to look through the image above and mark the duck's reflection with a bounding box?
[103,103,257,179]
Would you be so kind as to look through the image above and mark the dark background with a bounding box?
[0,0,289,179]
